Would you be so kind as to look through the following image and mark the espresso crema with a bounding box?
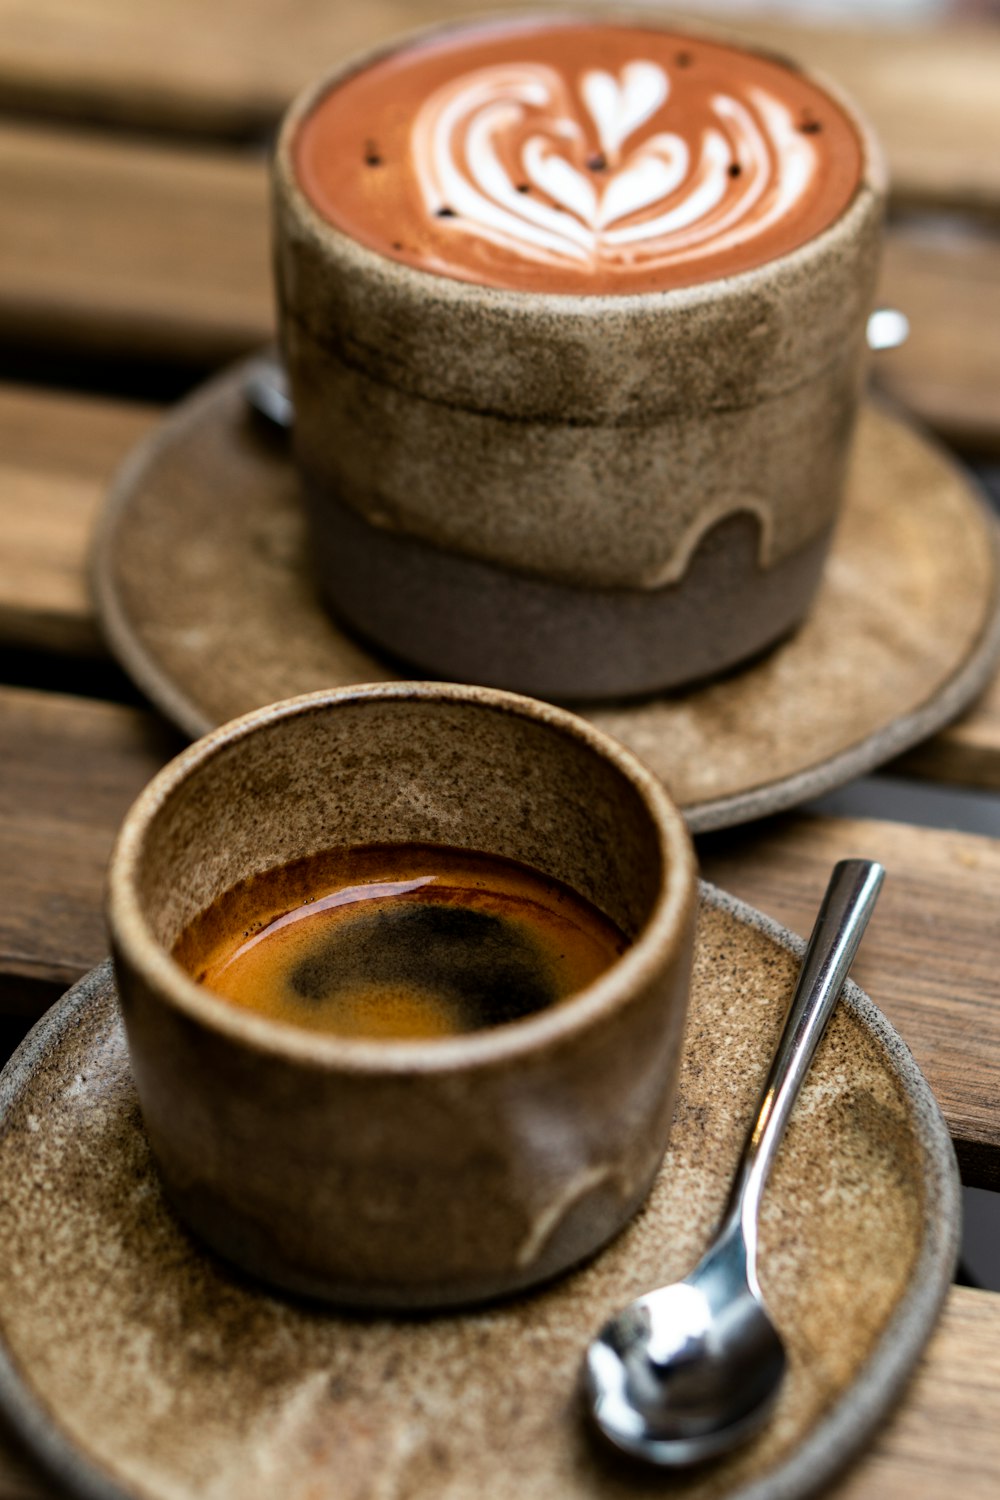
[293,18,864,294]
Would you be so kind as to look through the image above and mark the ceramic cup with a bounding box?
[107,683,697,1309]
[273,12,885,700]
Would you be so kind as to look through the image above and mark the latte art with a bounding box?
[413,60,818,275]
[293,20,864,294]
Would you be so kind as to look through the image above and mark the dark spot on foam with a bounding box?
[290,904,554,1030]
[587,153,607,172]
[364,139,382,166]
[392,241,403,250]
[675,51,693,67]
[516,182,530,193]
[729,163,742,178]
[436,206,457,218]
[799,118,822,134]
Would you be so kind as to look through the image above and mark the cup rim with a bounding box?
[274,4,887,314]
[107,682,697,1074]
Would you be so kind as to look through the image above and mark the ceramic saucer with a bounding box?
[90,357,1000,832]
[0,886,958,1500]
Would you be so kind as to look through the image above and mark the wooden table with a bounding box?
[1,3,1000,1495]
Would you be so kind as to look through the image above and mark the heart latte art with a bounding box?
[294,21,864,294]
[414,60,818,275]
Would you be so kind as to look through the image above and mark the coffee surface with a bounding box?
[173,844,628,1039]
[293,18,863,294]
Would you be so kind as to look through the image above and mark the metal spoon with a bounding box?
[245,358,293,431]
[865,307,910,352]
[584,858,885,1467]
[242,310,909,435]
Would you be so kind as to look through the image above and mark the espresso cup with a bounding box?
[273,11,885,700]
[107,683,697,1309]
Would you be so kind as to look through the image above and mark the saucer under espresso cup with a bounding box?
[273,12,886,699]
[106,682,697,1310]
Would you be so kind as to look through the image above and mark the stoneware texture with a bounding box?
[272,10,886,693]
[105,683,698,1309]
[0,886,959,1500]
[90,356,1000,831]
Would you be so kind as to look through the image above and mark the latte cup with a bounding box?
[273,12,885,700]
[107,683,697,1309]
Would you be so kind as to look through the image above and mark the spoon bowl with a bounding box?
[586,1222,786,1463]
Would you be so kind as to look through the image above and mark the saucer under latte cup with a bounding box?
[106,683,697,1309]
[273,12,885,699]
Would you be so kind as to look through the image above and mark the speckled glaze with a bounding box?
[106,683,697,1308]
[90,361,1000,831]
[272,10,886,693]
[0,886,959,1500]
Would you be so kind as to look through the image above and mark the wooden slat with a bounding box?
[0,686,178,1012]
[0,2,997,216]
[878,220,1000,453]
[0,0,415,136]
[2,120,999,445]
[2,682,1000,1184]
[0,384,156,654]
[0,121,269,366]
[838,1286,1000,1500]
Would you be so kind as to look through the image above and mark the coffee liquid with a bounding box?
[172,844,628,1039]
[294,18,863,294]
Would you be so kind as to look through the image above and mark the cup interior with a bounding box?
[130,691,668,979]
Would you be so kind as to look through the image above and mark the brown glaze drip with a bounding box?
[293,18,864,295]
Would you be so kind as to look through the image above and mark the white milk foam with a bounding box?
[412,59,818,274]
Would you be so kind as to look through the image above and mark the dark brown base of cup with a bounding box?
[305,485,834,702]
[162,1157,664,1311]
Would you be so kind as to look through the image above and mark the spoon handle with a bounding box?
[730,859,885,1268]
